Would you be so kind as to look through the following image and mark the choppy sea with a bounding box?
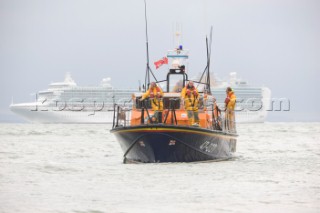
[0,123,319,213]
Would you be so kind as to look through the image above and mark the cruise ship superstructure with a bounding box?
[10,72,271,123]
[10,73,137,123]
[211,72,271,123]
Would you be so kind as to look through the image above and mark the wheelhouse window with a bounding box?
[168,73,185,93]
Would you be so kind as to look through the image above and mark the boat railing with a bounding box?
[208,104,222,131]
[206,104,236,133]
[220,109,237,133]
[163,98,179,125]
[112,99,236,134]
[140,99,155,124]
[112,104,131,128]
[135,96,208,110]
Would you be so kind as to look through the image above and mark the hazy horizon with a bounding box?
[1,0,319,122]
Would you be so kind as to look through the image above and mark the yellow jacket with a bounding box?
[181,86,199,111]
[141,86,164,111]
[226,91,236,110]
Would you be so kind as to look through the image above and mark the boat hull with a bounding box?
[111,125,237,163]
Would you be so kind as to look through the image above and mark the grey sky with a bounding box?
[0,0,319,122]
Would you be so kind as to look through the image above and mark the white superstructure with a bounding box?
[10,72,271,123]
[10,73,137,123]
[211,72,271,123]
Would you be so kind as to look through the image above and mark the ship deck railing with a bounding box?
[112,101,237,134]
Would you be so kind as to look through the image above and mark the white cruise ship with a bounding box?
[10,72,271,123]
[210,72,271,123]
[10,73,138,123]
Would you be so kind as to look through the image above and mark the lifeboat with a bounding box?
[110,43,237,163]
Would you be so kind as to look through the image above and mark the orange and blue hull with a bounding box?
[110,124,237,163]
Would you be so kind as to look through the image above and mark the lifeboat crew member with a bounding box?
[173,80,183,92]
[140,82,164,123]
[181,81,200,126]
[225,87,237,131]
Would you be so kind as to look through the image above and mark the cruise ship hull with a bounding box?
[9,103,115,123]
[111,125,237,163]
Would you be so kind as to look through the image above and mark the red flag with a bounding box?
[154,57,168,69]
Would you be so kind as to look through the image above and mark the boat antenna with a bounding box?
[138,80,141,92]
[206,26,213,94]
[143,0,157,92]
[198,26,213,95]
